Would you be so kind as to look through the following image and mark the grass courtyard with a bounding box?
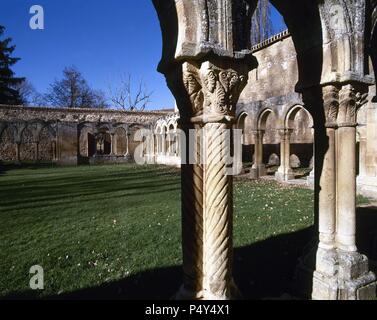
[0,163,374,299]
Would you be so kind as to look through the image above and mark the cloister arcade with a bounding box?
[78,122,133,164]
[0,121,57,163]
[153,0,377,300]
[154,114,181,167]
[238,104,314,183]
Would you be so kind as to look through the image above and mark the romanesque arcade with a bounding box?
[153,0,377,300]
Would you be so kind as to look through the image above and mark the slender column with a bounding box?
[125,132,130,158]
[276,129,294,181]
[307,126,315,185]
[318,86,338,251]
[312,85,342,299]
[177,123,204,299]
[357,128,367,178]
[35,142,39,163]
[52,140,57,161]
[336,85,360,252]
[110,133,115,156]
[173,60,248,300]
[250,130,266,178]
[15,142,21,165]
[312,84,376,300]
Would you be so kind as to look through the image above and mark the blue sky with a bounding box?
[0,0,285,110]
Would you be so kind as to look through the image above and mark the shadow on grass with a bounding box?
[3,227,315,300]
[3,205,377,300]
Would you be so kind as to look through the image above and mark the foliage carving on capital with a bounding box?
[200,63,248,119]
[181,61,248,122]
[182,63,204,116]
[337,84,368,126]
[322,85,340,126]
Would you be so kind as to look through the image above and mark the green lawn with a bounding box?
[0,163,371,299]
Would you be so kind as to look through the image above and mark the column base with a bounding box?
[174,280,241,300]
[312,249,377,300]
[275,170,295,182]
[249,164,266,179]
[307,171,315,186]
[173,285,204,300]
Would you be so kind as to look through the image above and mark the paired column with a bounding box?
[357,127,367,178]
[275,129,294,181]
[312,84,376,300]
[250,130,266,179]
[173,60,248,300]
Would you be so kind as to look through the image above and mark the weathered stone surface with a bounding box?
[290,154,301,169]
[0,105,170,165]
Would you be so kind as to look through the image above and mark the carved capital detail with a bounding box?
[322,85,340,128]
[181,61,249,124]
[337,84,368,127]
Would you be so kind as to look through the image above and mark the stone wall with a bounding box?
[0,105,170,165]
[236,31,377,198]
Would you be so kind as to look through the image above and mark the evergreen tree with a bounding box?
[0,25,24,105]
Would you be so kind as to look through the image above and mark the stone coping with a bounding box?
[0,104,173,116]
[251,29,290,53]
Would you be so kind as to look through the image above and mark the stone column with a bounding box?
[172,60,249,300]
[312,84,376,300]
[15,142,21,165]
[307,125,315,186]
[357,127,367,178]
[124,132,131,159]
[52,140,57,161]
[250,130,266,179]
[318,86,337,251]
[35,141,39,163]
[153,0,256,300]
[275,129,294,181]
[336,85,360,252]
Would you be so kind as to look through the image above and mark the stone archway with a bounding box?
[114,127,128,156]
[0,124,16,161]
[20,125,37,162]
[237,112,254,168]
[276,105,314,181]
[153,0,376,300]
[38,125,56,162]
[250,108,278,178]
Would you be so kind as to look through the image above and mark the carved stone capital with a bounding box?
[337,84,368,127]
[181,60,249,125]
[322,85,340,128]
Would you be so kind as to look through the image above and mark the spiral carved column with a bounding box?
[172,60,249,300]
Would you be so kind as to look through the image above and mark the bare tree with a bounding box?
[251,0,275,45]
[108,73,153,111]
[13,79,48,106]
[45,66,108,109]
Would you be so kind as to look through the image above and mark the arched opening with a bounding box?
[114,127,128,156]
[168,123,175,156]
[0,125,16,161]
[95,131,111,156]
[20,125,37,162]
[284,105,314,180]
[38,125,56,162]
[237,113,254,171]
[79,126,96,158]
[257,109,279,176]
